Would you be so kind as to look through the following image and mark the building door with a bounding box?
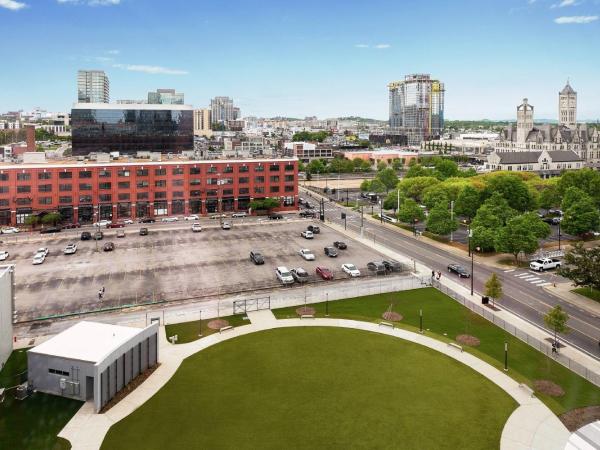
[86,376,94,400]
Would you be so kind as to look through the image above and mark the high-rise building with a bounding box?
[559,81,577,129]
[388,74,445,145]
[77,70,110,103]
[148,89,184,105]
[193,108,213,137]
[210,96,238,123]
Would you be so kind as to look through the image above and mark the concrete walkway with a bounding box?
[58,310,569,450]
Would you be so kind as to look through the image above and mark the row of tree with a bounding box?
[292,131,330,142]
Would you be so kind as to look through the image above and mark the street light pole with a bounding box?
[198,310,202,337]
[504,342,508,371]
[558,221,561,251]
[467,225,471,257]
[419,309,423,333]
[450,200,454,242]
[469,229,474,296]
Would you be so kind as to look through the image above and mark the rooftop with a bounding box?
[28,321,146,364]
[72,103,193,111]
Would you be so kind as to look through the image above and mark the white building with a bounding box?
[0,265,15,371]
[486,149,583,178]
[28,321,158,412]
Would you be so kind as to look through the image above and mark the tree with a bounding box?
[369,178,386,194]
[375,167,399,193]
[24,215,39,228]
[454,185,482,221]
[383,190,404,211]
[426,202,458,236]
[360,179,372,192]
[422,185,451,210]
[494,213,550,263]
[405,164,434,178]
[471,226,496,252]
[397,199,425,224]
[538,184,562,210]
[250,197,280,211]
[484,273,503,307]
[307,159,326,175]
[558,168,600,207]
[561,196,600,236]
[471,193,516,230]
[376,161,387,172]
[483,174,537,212]
[434,159,459,180]
[41,212,62,226]
[559,243,600,291]
[561,187,588,211]
[544,305,569,348]
[397,176,440,203]
[392,158,403,171]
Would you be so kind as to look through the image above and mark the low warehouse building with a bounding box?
[28,321,159,412]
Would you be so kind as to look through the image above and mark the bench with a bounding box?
[447,342,463,352]
[219,326,234,333]
[300,314,315,319]
[378,321,394,328]
[518,383,535,398]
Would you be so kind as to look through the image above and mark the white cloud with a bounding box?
[57,0,121,6]
[113,64,188,75]
[354,43,391,49]
[374,44,391,49]
[554,15,598,23]
[106,49,120,55]
[0,0,27,10]
[354,44,369,48]
[551,0,579,8]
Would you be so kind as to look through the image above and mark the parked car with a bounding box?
[269,213,284,220]
[32,254,46,265]
[301,230,314,239]
[250,251,264,265]
[35,247,49,257]
[333,241,347,250]
[382,259,403,272]
[139,227,149,236]
[299,210,316,218]
[184,215,199,221]
[341,263,360,277]
[324,247,338,257]
[81,231,92,241]
[1,227,19,234]
[299,249,316,261]
[548,209,564,216]
[139,217,155,223]
[275,266,294,285]
[307,225,320,234]
[103,242,115,252]
[40,227,62,234]
[290,267,309,283]
[316,266,334,280]
[221,222,231,230]
[116,229,126,238]
[0,251,9,261]
[192,223,202,232]
[210,214,227,219]
[63,223,81,229]
[529,258,561,272]
[63,243,77,255]
[447,263,470,278]
[367,261,386,275]
[298,197,306,206]
[161,217,178,223]
[108,222,125,228]
[93,219,112,228]
[232,212,247,218]
[93,231,104,240]
[123,219,134,225]
[542,217,561,225]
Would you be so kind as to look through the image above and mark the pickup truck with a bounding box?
[529,258,561,272]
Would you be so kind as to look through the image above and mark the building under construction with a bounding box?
[388,74,445,145]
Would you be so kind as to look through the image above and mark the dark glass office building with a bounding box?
[71,104,194,156]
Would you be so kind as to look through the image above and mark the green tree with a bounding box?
[397,199,425,224]
[558,168,600,206]
[495,214,550,263]
[426,202,458,236]
[383,190,404,211]
[375,167,399,193]
[250,197,280,211]
[485,273,503,307]
[398,176,440,203]
[360,179,372,192]
[559,243,600,291]
[561,187,588,211]
[41,212,62,226]
[422,185,451,210]
[391,158,403,171]
[24,215,39,228]
[538,185,562,210]
[454,185,482,221]
[405,164,434,178]
[471,226,496,252]
[562,196,600,236]
[369,179,386,194]
[307,159,326,175]
[434,159,459,180]
[544,305,569,348]
[376,161,387,172]
[471,193,516,230]
[484,174,537,212]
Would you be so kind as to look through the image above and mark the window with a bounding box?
[255,176,265,183]
[239,166,249,173]
[222,189,233,196]
[223,178,233,185]
[190,167,201,175]
[99,194,112,202]
[136,169,148,177]
[59,196,72,204]
[48,368,69,376]
[118,181,130,189]
[155,180,167,188]
[137,181,149,188]
[190,179,201,185]
[239,177,249,184]
[172,167,184,175]
[284,175,294,182]
[223,166,233,173]
[285,164,295,171]
[38,172,52,180]
[0,174,8,181]
[59,171,72,179]
[137,192,149,200]
[155,168,166,176]
[173,191,184,198]
[38,184,52,192]
[269,164,280,172]
[79,195,92,202]
[59,184,72,192]
[207,178,218,185]
[79,171,92,178]
[208,166,217,173]
[190,190,201,197]
[254,187,265,194]
[239,187,249,194]
[118,193,130,201]
[39,197,53,205]
[285,185,294,192]
[270,176,280,183]
[117,170,130,177]
[270,186,280,193]
[79,183,92,191]
[154,192,167,199]
[0,199,8,206]
[254,165,264,172]
[16,198,32,205]
[98,170,111,178]
[17,173,31,181]
[172,179,184,187]
[17,186,31,193]
[0,186,7,193]
[206,189,218,196]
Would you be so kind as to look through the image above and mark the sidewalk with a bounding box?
[58,311,570,450]
[544,282,600,317]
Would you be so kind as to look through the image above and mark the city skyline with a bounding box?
[1,0,600,120]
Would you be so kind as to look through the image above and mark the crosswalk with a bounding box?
[506,269,554,287]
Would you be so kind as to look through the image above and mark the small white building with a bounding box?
[0,265,15,371]
[28,321,159,412]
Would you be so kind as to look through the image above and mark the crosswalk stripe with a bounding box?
[539,283,552,287]
[521,275,537,280]
[530,280,545,284]
[504,269,516,273]
[515,273,530,278]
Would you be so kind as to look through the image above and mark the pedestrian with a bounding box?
[101,286,105,294]
[431,270,435,280]
[98,290,103,300]
[437,271,442,280]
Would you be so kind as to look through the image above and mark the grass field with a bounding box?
[273,288,600,415]
[165,313,249,343]
[573,287,600,303]
[102,327,517,450]
[0,349,82,450]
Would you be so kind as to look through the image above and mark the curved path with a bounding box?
[58,310,570,450]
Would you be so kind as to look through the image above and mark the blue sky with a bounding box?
[1,0,599,120]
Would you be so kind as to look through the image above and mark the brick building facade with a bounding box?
[0,158,298,226]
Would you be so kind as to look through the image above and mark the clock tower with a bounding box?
[559,81,577,129]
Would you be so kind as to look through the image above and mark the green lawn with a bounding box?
[165,313,249,344]
[572,287,600,303]
[102,327,517,450]
[273,288,600,415]
[0,350,82,450]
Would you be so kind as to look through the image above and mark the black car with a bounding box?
[81,231,92,241]
[382,259,403,272]
[324,247,338,257]
[307,225,320,234]
[333,241,347,250]
[447,263,470,278]
[299,210,316,218]
[103,242,115,252]
[367,261,386,275]
[250,251,264,265]
[139,227,149,236]
[93,231,104,240]
[139,217,156,223]
[269,213,284,220]
[542,217,561,225]
[40,227,62,234]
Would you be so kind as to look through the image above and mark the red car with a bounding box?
[316,266,333,280]
[108,222,125,228]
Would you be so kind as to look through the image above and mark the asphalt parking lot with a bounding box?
[5,219,394,321]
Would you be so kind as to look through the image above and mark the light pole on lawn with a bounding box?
[558,220,561,251]
[504,342,508,371]
[198,310,202,337]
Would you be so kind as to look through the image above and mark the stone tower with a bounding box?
[516,98,534,144]
[559,81,577,129]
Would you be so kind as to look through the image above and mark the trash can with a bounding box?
[482,296,489,304]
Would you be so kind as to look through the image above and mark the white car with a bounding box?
[232,212,247,218]
[32,254,46,265]
[122,219,134,225]
[35,247,49,257]
[301,230,314,239]
[184,215,199,221]
[63,243,78,255]
[93,220,112,228]
[210,214,227,219]
[161,217,179,223]
[275,266,294,284]
[0,251,9,261]
[299,249,316,261]
[221,222,231,230]
[192,223,202,232]
[342,263,361,277]
[1,227,19,234]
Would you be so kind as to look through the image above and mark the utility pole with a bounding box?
[450,200,454,242]
[397,188,400,217]
[558,221,561,251]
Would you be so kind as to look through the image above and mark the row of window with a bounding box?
[1,164,295,181]
[48,368,70,376]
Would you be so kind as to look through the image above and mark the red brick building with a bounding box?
[0,157,298,226]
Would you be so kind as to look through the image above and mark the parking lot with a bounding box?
[5,219,396,321]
